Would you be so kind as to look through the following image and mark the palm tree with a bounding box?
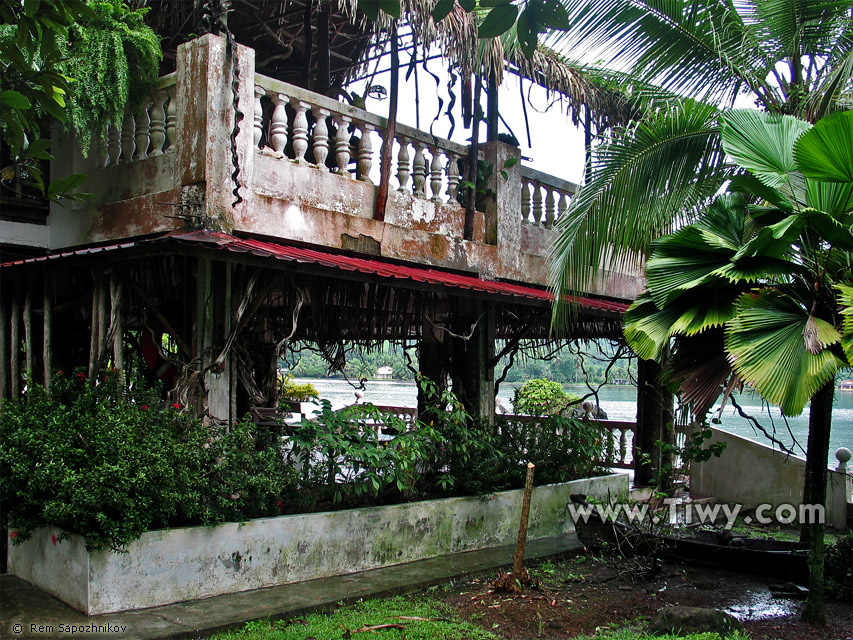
[624,108,853,623]
[547,2,853,623]
[550,1,853,311]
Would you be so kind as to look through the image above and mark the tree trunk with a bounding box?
[801,379,834,624]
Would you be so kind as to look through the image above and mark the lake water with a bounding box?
[296,378,853,467]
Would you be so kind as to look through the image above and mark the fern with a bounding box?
[0,1,162,156]
[63,1,162,154]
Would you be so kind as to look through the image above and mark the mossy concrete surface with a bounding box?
[2,532,583,639]
[8,474,628,615]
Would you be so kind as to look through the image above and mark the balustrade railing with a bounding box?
[254,73,468,206]
[497,414,635,470]
[520,166,578,228]
[97,73,177,168]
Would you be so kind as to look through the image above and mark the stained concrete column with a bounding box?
[480,140,521,249]
[194,257,233,423]
[176,35,255,231]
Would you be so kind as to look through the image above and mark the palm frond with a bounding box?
[550,99,727,328]
[550,0,774,105]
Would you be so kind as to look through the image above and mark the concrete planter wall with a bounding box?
[8,473,627,615]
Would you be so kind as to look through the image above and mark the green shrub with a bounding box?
[512,378,581,415]
[825,529,853,601]
[0,372,295,551]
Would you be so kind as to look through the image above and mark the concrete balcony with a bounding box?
[38,35,641,300]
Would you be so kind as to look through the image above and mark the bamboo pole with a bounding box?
[43,272,53,393]
[10,280,21,399]
[512,462,536,581]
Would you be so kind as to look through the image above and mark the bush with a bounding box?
[0,372,295,551]
[512,378,581,415]
[824,529,853,601]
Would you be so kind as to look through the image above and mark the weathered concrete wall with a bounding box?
[8,474,627,615]
[689,427,852,529]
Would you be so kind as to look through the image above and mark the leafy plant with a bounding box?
[512,378,581,415]
[0,372,295,551]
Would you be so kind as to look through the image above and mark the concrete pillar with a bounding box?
[176,35,255,231]
[480,140,521,250]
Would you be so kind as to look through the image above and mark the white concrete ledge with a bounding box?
[8,474,628,615]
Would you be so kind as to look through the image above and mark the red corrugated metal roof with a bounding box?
[1,230,629,314]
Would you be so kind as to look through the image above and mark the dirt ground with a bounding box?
[443,555,853,640]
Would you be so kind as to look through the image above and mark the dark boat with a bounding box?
[569,494,809,581]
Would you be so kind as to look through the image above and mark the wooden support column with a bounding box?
[109,271,124,375]
[88,277,100,379]
[195,257,233,422]
[0,283,8,401]
[23,275,33,381]
[634,357,673,488]
[417,307,448,421]
[449,299,496,424]
[11,279,21,399]
[316,9,331,95]
[43,272,53,393]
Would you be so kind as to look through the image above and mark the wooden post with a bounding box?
[23,275,33,382]
[88,277,100,379]
[0,285,8,401]
[109,272,124,374]
[10,279,21,399]
[513,462,536,580]
[43,272,53,393]
[375,24,398,222]
[98,276,108,368]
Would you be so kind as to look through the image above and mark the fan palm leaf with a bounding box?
[725,289,844,415]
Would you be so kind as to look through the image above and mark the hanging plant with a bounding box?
[61,0,162,154]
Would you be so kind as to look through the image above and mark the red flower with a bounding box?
[276,500,284,513]
[10,531,18,539]
[140,405,149,411]
[172,403,180,410]
[51,535,57,545]
[76,373,86,380]
[57,370,63,375]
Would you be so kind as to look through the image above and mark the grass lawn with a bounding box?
[211,593,749,640]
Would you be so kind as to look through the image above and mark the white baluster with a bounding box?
[311,107,330,170]
[270,92,289,156]
[253,85,265,148]
[357,123,374,183]
[396,137,411,192]
[429,148,443,202]
[446,153,460,202]
[165,91,176,151]
[412,142,426,196]
[556,190,569,226]
[532,181,543,226]
[545,186,556,229]
[291,99,310,163]
[149,92,167,157]
[521,178,531,223]
[134,99,151,160]
[334,114,352,176]
[107,124,121,166]
[120,113,136,164]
